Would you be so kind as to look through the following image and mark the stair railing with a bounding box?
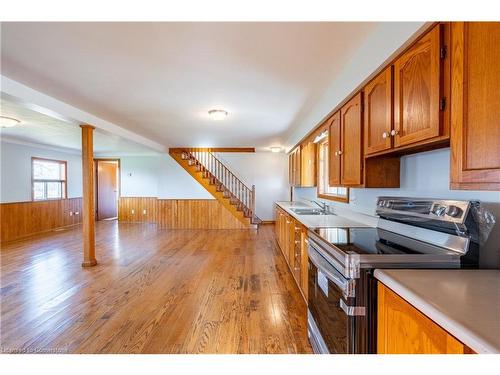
[182,149,257,221]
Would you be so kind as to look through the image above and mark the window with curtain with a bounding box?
[32,158,67,200]
[317,139,349,202]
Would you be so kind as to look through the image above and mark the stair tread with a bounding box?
[171,150,262,227]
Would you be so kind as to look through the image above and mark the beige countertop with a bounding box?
[374,269,500,354]
[275,201,372,229]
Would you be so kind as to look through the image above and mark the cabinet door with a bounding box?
[300,228,308,301]
[277,209,283,249]
[291,221,301,281]
[288,153,294,185]
[328,111,342,186]
[289,147,301,187]
[300,141,316,187]
[274,207,279,238]
[393,24,441,147]
[378,283,468,354]
[294,148,301,186]
[285,215,293,264]
[450,22,500,190]
[364,67,393,155]
[340,93,363,186]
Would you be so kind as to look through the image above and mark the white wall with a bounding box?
[101,154,213,199]
[216,152,289,221]
[115,152,289,221]
[118,155,160,197]
[293,148,500,268]
[0,140,82,203]
[294,148,500,213]
[0,143,285,219]
[157,154,213,199]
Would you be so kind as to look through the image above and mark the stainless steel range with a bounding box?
[306,197,484,354]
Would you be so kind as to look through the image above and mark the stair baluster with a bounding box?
[176,149,261,225]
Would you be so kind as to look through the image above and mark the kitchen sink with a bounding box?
[289,208,328,215]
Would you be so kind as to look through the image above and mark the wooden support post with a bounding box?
[80,124,97,267]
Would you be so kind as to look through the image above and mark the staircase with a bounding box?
[169,149,262,227]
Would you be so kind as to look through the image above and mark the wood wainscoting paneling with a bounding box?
[0,198,83,243]
[118,197,158,223]
[118,197,251,229]
[157,199,249,229]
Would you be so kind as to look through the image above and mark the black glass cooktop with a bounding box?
[311,227,426,255]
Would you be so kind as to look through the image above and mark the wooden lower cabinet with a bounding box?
[274,206,309,301]
[377,283,472,354]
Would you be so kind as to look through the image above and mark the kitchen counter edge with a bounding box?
[374,269,500,354]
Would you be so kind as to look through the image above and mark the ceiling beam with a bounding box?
[170,147,255,153]
[1,75,167,153]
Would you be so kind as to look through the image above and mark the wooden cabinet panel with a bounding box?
[394,24,441,147]
[288,147,302,186]
[274,206,308,303]
[378,283,468,354]
[328,111,342,186]
[300,228,309,300]
[341,93,363,186]
[450,22,500,190]
[300,140,316,187]
[364,67,393,155]
[294,148,301,186]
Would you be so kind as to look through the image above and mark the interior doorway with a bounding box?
[95,159,120,220]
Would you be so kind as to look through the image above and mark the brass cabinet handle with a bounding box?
[391,129,399,136]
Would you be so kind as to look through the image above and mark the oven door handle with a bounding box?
[308,244,354,297]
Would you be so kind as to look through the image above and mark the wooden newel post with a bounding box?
[80,124,97,267]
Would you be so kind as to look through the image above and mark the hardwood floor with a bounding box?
[0,222,312,354]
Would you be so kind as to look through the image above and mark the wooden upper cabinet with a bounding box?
[393,24,441,148]
[450,22,500,190]
[294,148,301,186]
[300,139,316,187]
[340,93,363,186]
[328,111,342,186]
[364,67,393,155]
[288,147,301,186]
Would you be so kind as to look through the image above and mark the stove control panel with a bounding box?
[376,197,471,224]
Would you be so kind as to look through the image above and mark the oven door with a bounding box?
[307,240,366,354]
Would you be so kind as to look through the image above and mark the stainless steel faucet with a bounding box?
[306,200,334,214]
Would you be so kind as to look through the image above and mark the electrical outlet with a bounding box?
[69,211,73,216]
[143,209,147,215]
[75,211,79,215]
[131,209,135,214]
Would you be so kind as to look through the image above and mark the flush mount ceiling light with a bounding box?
[270,147,282,153]
[208,109,228,121]
[0,116,21,128]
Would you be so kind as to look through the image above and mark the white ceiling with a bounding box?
[0,96,158,155]
[1,22,378,148]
